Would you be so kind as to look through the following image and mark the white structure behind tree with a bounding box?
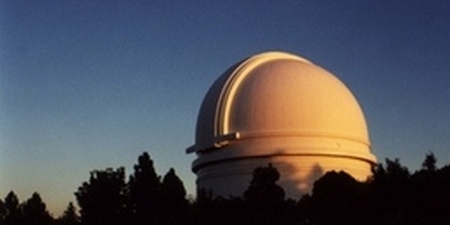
[186,51,377,199]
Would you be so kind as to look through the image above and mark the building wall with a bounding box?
[194,136,375,198]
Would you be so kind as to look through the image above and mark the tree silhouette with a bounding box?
[75,167,128,225]
[421,152,437,172]
[191,189,218,225]
[4,151,450,225]
[0,199,6,223]
[2,191,21,225]
[407,153,449,225]
[160,168,188,224]
[243,163,285,225]
[309,171,367,225]
[20,192,52,225]
[57,202,80,225]
[191,192,247,225]
[128,152,161,225]
[244,163,285,204]
[435,165,450,224]
[368,158,412,225]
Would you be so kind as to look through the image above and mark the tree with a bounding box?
[2,191,21,225]
[309,171,367,225]
[243,164,285,224]
[435,165,450,224]
[244,163,285,204]
[0,199,6,224]
[368,158,412,225]
[408,153,449,225]
[371,158,410,187]
[75,167,128,225]
[57,202,80,225]
[421,152,437,172]
[20,192,53,225]
[128,152,161,225]
[160,168,188,224]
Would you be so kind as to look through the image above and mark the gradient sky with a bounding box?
[1,0,449,216]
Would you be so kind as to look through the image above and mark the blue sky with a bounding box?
[1,0,449,216]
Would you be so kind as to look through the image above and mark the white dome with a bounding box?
[187,51,377,198]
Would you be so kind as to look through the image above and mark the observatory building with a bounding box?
[186,51,377,199]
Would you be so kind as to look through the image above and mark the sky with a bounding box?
[1,0,449,216]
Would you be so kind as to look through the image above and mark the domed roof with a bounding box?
[187,51,370,154]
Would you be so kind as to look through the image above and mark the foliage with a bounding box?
[75,167,128,225]
[2,192,21,225]
[56,202,80,225]
[73,152,188,225]
[309,171,368,225]
[0,199,5,223]
[421,152,437,171]
[243,163,286,225]
[20,192,53,225]
[128,152,161,225]
[160,168,188,224]
[2,152,450,225]
[0,192,52,225]
[368,158,413,225]
[244,163,285,205]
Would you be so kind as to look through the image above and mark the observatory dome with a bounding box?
[187,51,376,198]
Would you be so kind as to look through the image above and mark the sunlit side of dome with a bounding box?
[187,51,377,198]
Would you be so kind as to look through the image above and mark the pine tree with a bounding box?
[58,202,80,225]
[421,152,437,172]
[3,191,21,225]
[369,158,412,225]
[160,168,188,224]
[128,152,161,225]
[0,199,6,223]
[20,192,53,225]
[75,167,128,225]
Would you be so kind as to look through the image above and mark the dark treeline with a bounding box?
[1,152,450,225]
